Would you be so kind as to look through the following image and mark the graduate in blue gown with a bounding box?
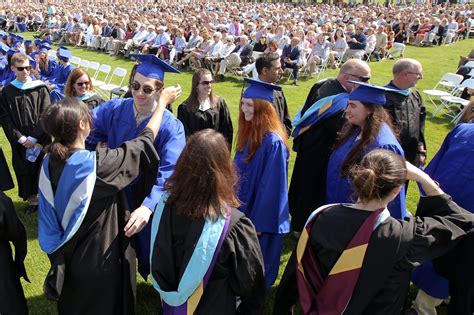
[411,123,474,313]
[326,81,407,219]
[86,54,186,279]
[234,78,290,287]
[0,49,16,89]
[36,41,57,81]
[48,47,75,103]
[0,43,9,75]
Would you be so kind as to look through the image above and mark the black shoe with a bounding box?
[25,204,38,215]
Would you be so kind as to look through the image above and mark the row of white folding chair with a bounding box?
[437,78,474,123]
[422,73,464,115]
[96,67,128,99]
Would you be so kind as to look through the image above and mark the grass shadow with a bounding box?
[26,293,57,315]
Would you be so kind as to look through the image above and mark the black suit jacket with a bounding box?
[233,44,253,66]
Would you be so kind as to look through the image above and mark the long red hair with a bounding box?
[236,98,288,162]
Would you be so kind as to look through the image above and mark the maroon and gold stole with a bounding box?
[296,205,389,314]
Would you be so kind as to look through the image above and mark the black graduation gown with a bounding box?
[274,194,474,315]
[0,192,29,315]
[0,147,14,191]
[384,81,426,164]
[82,94,105,110]
[0,84,51,200]
[288,78,346,232]
[177,97,234,147]
[44,128,160,315]
[273,90,293,136]
[151,205,266,315]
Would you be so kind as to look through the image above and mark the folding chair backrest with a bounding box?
[97,64,112,82]
[459,78,474,90]
[434,73,462,90]
[79,59,91,69]
[109,67,127,86]
[88,61,100,77]
[464,61,474,68]
[252,51,263,60]
[70,56,81,66]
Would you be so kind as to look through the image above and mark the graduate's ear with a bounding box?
[78,119,88,131]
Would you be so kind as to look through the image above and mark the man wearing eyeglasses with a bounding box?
[289,59,371,236]
[384,58,426,168]
[0,53,51,214]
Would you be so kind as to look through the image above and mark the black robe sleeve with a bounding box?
[226,215,266,315]
[95,127,160,196]
[274,91,292,136]
[0,192,29,282]
[399,194,474,269]
[177,103,191,137]
[217,98,234,148]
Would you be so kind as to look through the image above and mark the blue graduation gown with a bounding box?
[49,63,74,103]
[326,123,407,219]
[0,69,15,87]
[87,97,186,278]
[412,123,474,299]
[39,58,58,81]
[234,132,290,287]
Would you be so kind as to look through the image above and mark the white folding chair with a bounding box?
[70,56,81,67]
[439,79,474,122]
[79,59,91,70]
[98,67,127,99]
[87,61,100,78]
[437,73,464,90]
[423,73,462,112]
[91,64,112,87]
[464,61,474,69]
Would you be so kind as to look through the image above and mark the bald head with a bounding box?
[392,58,422,76]
[392,58,423,89]
[337,59,372,92]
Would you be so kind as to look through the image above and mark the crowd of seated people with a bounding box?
[0,1,472,81]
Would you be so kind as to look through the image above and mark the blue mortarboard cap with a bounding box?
[0,43,9,54]
[129,54,180,81]
[1,35,6,40]
[41,39,53,45]
[28,55,36,69]
[39,42,52,51]
[348,81,400,106]
[7,49,15,56]
[12,40,21,47]
[15,35,24,42]
[34,39,41,45]
[57,45,68,52]
[242,78,282,103]
[58,48,72,61]
[8,33,16,38]
[24,40,32,46]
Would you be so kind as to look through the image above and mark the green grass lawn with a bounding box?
[2,34,473,314]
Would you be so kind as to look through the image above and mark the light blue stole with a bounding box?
[150,194,228,308]
[38,150,97,254]
[11,78,46,90]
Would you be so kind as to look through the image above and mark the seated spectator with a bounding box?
[169,28,187,65]
[328,28,348,69]
[281,37,301,85]
[105,22,125,55]
[143,26,171,59]
[203,35,234,76]
[242,39,279,79]
[391,22,408,57]
[176,31,212,69]
[122,24,148,56]
[217,34,252,79]
[373,25,388,62]
[413,18,432,46]
[408,18,421,43]
[306,33,331,75]
[364,27,376,60]
[253,34,268,53]
[345,25,367,59]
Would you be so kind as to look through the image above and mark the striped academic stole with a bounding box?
[150,194,231,315]
[291,93,349,139]
[38,150,97,254]
[296,204,390,315]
